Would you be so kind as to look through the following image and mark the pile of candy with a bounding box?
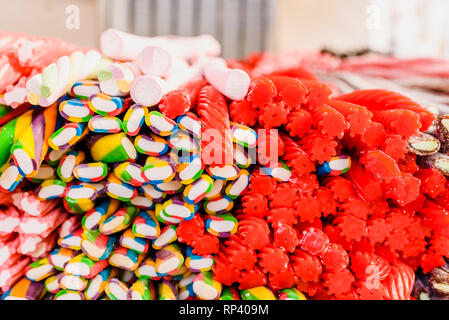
[1,29,449,300]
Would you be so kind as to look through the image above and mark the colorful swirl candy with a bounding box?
[183,174,213,204]
[132,210,161,239]
[84,266,117,300]
[203,195,234,215]
[155,244,184,276]
[105,278,129,300]
[278,288,307,300]
[140,184,165,202]
[70,80,101,100]
[240,286,276,300]
[176,153,204,185]
[145,111,178,136]
[88,93,127,117]
[134,133,168,156]
[161,195,195,221]
[59,99,93,123]
[135,256,161,280]
[105,173,137,202]
[154,179,184,195]
[88,115,123,133]
[113,162,146,186]
[120,228,149,254]
[152,225,177,250]
[36,179,66,200]
[64,253,109,278]
[127,278,154,300]
[158,279,177,300]
[176,113,202,139]
[81,229,118,261]
[57,228,83,250]
[259,160,292,182]
[204,179,225,200]
[225,169,249,199]
[48,247,79,271]
[100,205,139,235]
[192,271,222,300]
[316,155,351,177]
[142,155,176,184]
[219,287,240,300]
[108,246,144,271]
[57,150,85,182]
[54,289,84,300]
[206,164,240,181]
[48,122,88,151]
[63,184,97,214]
[58,274,88,291]
[185,246,214,273]
[123,104,148,136]
[0,110,32,168]
[25,257,57,282]
[205,213,238,237]
[1,278,45,300]
[73,162,109,183]
[44,273,64,294]
[82,198,120,231]
[130,194,154,209]
[231,122,257,148]
[86,133,137,163]
[0,161,24,192]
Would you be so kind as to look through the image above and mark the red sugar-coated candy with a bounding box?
[430,235,449,257]
[435,186,449,208]
[415,168,446,198]
[229,100,258,126]
[350,252,391,281]
[257,129,284,165]
[310,104,348,139]
[384,173,421,206]
[176,214,204,245]
[291,249,323,282]
[320,243,349,272]
[324,177,356,203]
[298,227,330,256]
[367,218,392,244]
[258,101,289,128]
[372,109,421,139]
[267,207,298,226]
[361,122,387,149]
[354,281,385,300]
[212,254,241,286]
[273,223,298,253]
[269,66,320,81]
[406,219,431,239]
[249,173,277,197]
[191,233,220,256]
[290,174,320,194]
[334,215,367,242]
[381,262,414,300]
[341,199,371,220]
[246,76,277,107]
[286,109,313,138]
[360,150,401,183]
[401,238,427,258]
[382,134,408,161]
[241,192,268,218]
[238,266,267,290]
[269,183,299,209]
[258,245,290,274]
[420,251,446,274]
[299,130,338,164]
[419,200,449,237]
[345,163,383,202]
[237,217,270,250]
[370,200,390,218]
[300,79,332,109]
[295,195,321,223]
[398,153,420,174]
[314,188,338,217]
[322,269,355,297]
[266,75,308,110]
[223,236,257,270]
[327,99,373,137]
[268,267,297,291]
[281,134,315,176]
[386,210,413,231]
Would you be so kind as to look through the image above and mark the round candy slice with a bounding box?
[105,278,129,300]
[84,266,117,300]
[57,150,85,182]
[120,228,149,254]
[206,164,240,181]
[205,213,238,237]
[135,256,161,280]
[167,131,198,153]
[145,111,178,136]
[63,184,97,214]
[176,113,201,139]
[176,154,204,184]
[140,184,165,203]
[99,205,139,235]
[185,247,214,273]
[54,289,84,300]
[28,164,56,183]
[105,173,137,202]
[231,122,257,148]
[204,179,225,200]
[161,195,195,221]
[70,80,101,100]
[59,274,88,291]
[59,99,93,122]
[155,244,184,276]
[316,155,351,177]
[113,162,146,186]
[154,179,184,195]
[130,194,154,210]
[192,271,222,300]
[134,133,168,156]
[259,160,292,182]
[88,93,127,117]
[183,174,213,204]
[224,169,249,199]
[152,225,177,250]
[48,122,88,151]
[36,179,66,200]
[123,104,148,136]
[128,278,154,300]
[73,162,109,183]
[241,286,276,300]
[203,195,234,215]
[234,144,256,168]
[88,115,123,133]
[108,246,144,271]
[132,210,160,239]
[142,155,176,184]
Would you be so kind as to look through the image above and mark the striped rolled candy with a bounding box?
[128,278,154,300]
[154,179,184,195]
[135,256,161,280]
[206,164,240,181]
[88,115,122,133]
[105,278,129,300]
[143,154,176,184]
[13,191,58,217]
[155,203,183,225]
[113,161,146,186]
[130,193,154,210]
[192,271,222,300]
[18,206,66,236]
[140,184,165,202]
[234,143,256,169]
[183,174,213,204]
[224,169,249,199]
[203,195,234,215]
[0,161,24,192]
[155,244,184,276]
[54,289,84,300]
[100,205,139,235]
[278,288,307,300]
[158,279,177,300]
[1,277,45,300]
[81,229,118,261]
[58,99,93,123]
[219,287,240,300]
[57,228,83,250]
[25,257,57,282]
[82,198,120,231]
[175,153,204,185]
[63,184,97,214]
[10,103,57,177]
[132,210,160,239]
[176,113,201,139]
[205,213,238,237]
[161,195,195,221]
[231,122,257,148]
[123,104,148,136]
[108,246,144,271]
[204,179,225,200]
[45,148,68,166]
[48,247,79,271]
[105,173,137,202]
[28,164,56,183]
[84,266,117,300]
[88,93,127,117]
[57,150,85,182]
[134,133,168,156]
[73,162,109,183]
[44,273,64,294]
[58,274,88,291]
[48,122,88,151]
[64,253,109,278]
[167,131,198,153]
[241,286,276,300]
[36,179,67,200]
[86,132,137,163]
[120,228,149,254]
[0,110,31,169]
[70,80,101,100]
[0,256,30,290]
[145,111,178,136]
[316,155,351,177]
[259,160,292,182]
[152,225,177,250]
[185,246,214,273]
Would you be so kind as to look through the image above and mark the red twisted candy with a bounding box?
[269,66,320,81]
[350,251,391,281]
[223,236,257,270]
[237,216,270,250]
[360,150,401,183]
[320,243,349,272]
[268,264,296,291]
[298,227,330,256]
[322,269,355,297]
[299,129,338,164]
[381,262,414,300]
[286,109,312,138]
[300,79,332,109]
[239,266,267,290]
[345,163,383,202]
[269,183,299,209]
[258,101,289,128]
[267,207,298,226]
[327,99,373,137]
[310,104,348,139]
[273,223,298,253]
[246,76,277,107]
[415,168,446,198]
[291,249,322,282]
[266,75,308,110]
[191,233,219,255]
[212,253,241,286]
[229,100,258,126]
[280,134,315,176]
[258,245,289,274]
[176,214,204,245]
[373,109,421,139]
[241,191,268,218]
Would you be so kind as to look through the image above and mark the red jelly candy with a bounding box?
[373,109,421,139]
[286,109,313,138]
[281,134,315,176]
[361,122,387,149]
[367,218,392,244]
[430,235,449,257]
[345,163,383,202]
[267,207,298,226]
[223,236,257,270]
[241,192,268,218]
[258,101,289,128]
[311,104,348,139]
[341,199,371,220]
[239,266,267,290]
[327,99,373,137]
[266,75,308,110]
[237,217,270,251]
[299,130,338,164]
[269,183,299,209]
[229,100,258,126]
[268,266,296,291]
[350,251,391,281]
[273,223,299,253]
[355,281,385,300]
[420,251,446,274]
[258,245,290,274]
[300,79,332,109]
[290,174,320,194]
[176,214,204,245]
[322,269,355,297]
[324,177,356,203]
[314,188,338,217]
[360,150,401,183]
[246,76,277,107]
[298,227,330,256]
[415,168,446,198]
[382,134,408,161]
[295,195,321,223]
[191,233,220,256]
[384,173,421,206]
[334,215,367,242]
[249,173,277,197]
[320,243,349,272]
[291,249,323,282]
[212,254,241,286]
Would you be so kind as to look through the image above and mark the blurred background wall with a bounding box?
[1,0,449,59]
